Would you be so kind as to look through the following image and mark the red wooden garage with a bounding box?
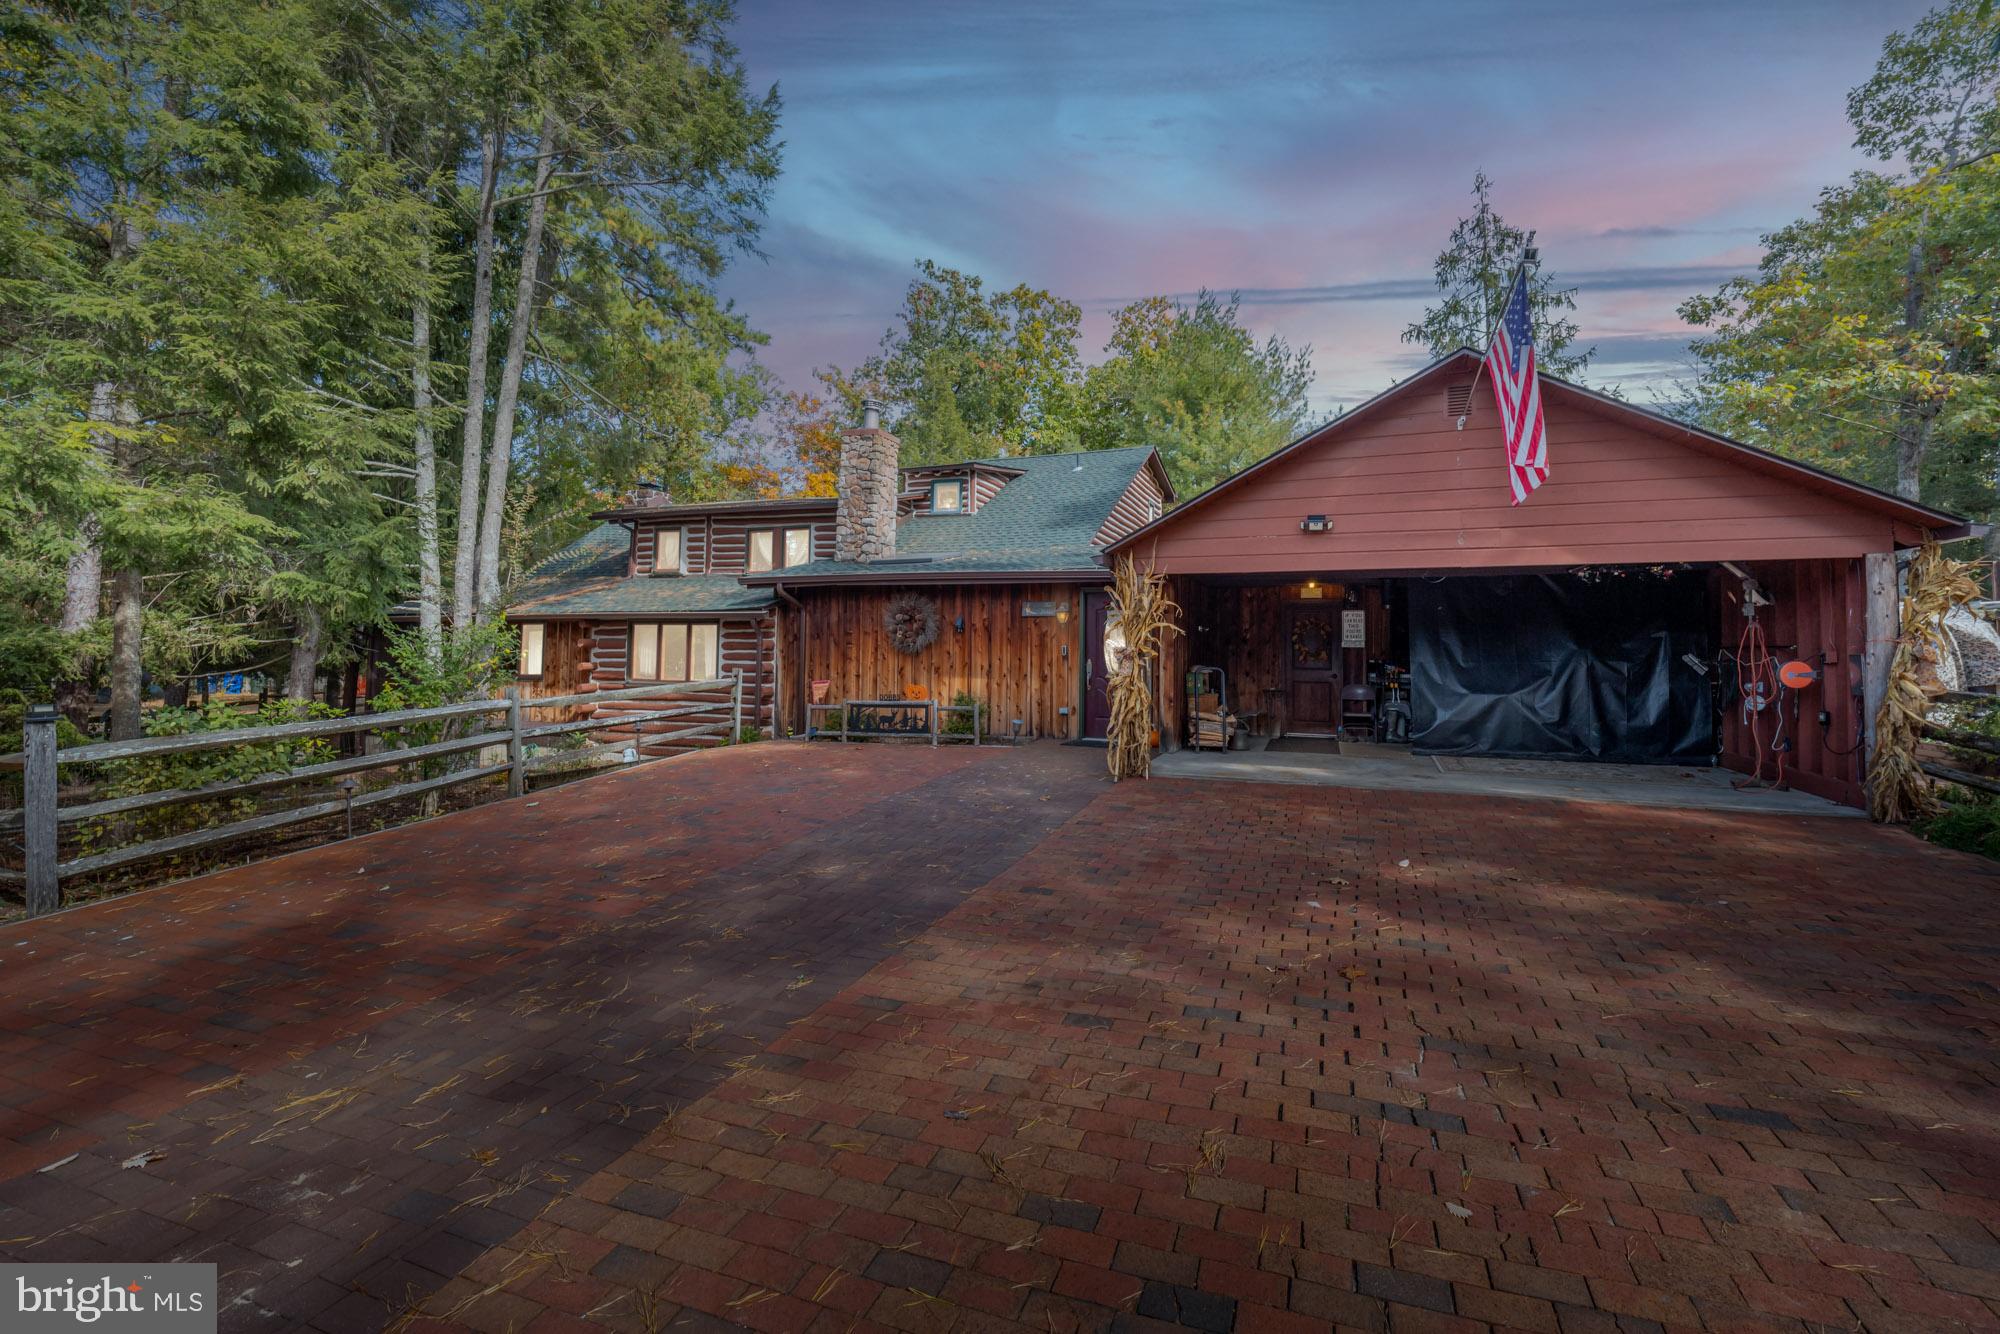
[1107,349,1972,807]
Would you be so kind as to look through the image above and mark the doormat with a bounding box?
[1265,736,1342,755]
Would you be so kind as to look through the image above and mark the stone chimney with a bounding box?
[623,480,671,508]
[835,397,899,562]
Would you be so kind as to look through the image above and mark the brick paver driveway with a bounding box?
[2,744,1997,1333]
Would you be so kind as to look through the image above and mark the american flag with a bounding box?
[1486,269,1548,504]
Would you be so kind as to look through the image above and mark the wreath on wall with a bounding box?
[883,592,942,654]
[1291,614,1332,667]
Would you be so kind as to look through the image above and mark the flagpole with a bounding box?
[1456,240,1536,431]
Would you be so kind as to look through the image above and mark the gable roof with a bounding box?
[1106,349,1971,555]
[745,446,1167,586]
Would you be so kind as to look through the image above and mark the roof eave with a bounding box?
[749,567,1107,588]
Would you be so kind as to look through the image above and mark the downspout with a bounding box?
[773,581,804,736]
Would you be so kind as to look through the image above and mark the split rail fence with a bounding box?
[0,674,742,918]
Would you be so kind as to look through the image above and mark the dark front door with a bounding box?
[1285,605,1339,734]
[1083,591,1113,739]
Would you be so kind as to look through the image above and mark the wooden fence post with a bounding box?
[731,671,743,742]
[23,703,59,917]
[505,688,525,798]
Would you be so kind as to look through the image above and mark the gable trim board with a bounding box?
[1107,349,1968,573]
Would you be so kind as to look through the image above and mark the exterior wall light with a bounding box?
[1300,515,1330,533]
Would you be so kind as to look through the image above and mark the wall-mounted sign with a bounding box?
[1341,608,1367,648]
[1298,586,1324,600]
[1022,600,1063,618]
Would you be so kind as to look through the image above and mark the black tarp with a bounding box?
[1408,571,1714,763]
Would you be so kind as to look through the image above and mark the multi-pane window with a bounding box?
[748,527,812,573]
[931,478,965,513]
[652,527,682,574]
[629,623,719,682]
[517,623,546,678]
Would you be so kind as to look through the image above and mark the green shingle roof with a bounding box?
[508,523,775,618]
[751,447,1156,583]
[507,447,1158,615]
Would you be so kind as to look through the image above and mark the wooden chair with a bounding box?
[1340,685,1379,741]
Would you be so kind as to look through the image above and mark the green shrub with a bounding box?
[1917,797,2000,860]
[943,690,980,736]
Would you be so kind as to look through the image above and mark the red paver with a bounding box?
[5,745,2000,1334]
[0,743,1109,1329]
[416,759,2000,1333]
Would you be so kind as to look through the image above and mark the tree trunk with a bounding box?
[284,606,324,702]
[1893,240,1928,501]
[474,111,560,617]
[451,121,502,634]
[106,568,144,741]
[54,382,122,722]
[412,278,442,659]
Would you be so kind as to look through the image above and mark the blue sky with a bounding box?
[718,0,1931,419]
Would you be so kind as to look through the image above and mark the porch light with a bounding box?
[1301,515,1330,533]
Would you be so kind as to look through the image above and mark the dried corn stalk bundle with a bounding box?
[1869,541,1982,823]
[1106,556,1180,781]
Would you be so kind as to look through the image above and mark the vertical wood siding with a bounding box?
[798,584,1091,739]
[1715,559,1869,807]
[1176,582,1386,736]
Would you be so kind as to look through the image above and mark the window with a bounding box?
[748,527,812,573]
[651,527,682,575]
[629,623,719,682]
[517,623,546,678]
[931,478,965,513]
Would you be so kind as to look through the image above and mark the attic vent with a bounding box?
[1445,383,1473,418]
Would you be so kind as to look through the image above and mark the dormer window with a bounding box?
[931,478,966,513]
[651,527,682,575]
[749,527,813,573]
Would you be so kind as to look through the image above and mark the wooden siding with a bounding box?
[704,518,836,575]
[1716,559,1870,807]
[795,584,1092,739]
[970,467,1009,512]
[1125,382,1909,573]
[1096,462,1168,545]
[514,614,774,753]
[516,621,597,724]
[631,516,834,575]
[899,465,1012,517]
[1176,582,1387,737]
[633,519,705,576]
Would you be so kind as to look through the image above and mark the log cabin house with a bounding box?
[504,404,1173,748]
[1107,348,1974,808]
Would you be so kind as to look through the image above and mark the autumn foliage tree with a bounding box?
[1681,0,1999,519]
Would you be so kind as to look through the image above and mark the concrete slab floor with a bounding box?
[1152,738,1857,816]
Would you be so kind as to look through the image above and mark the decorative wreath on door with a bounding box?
[1291,614,1332,667]
[883,592,941,654]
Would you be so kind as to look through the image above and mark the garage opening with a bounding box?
[1407,569,1715,763]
